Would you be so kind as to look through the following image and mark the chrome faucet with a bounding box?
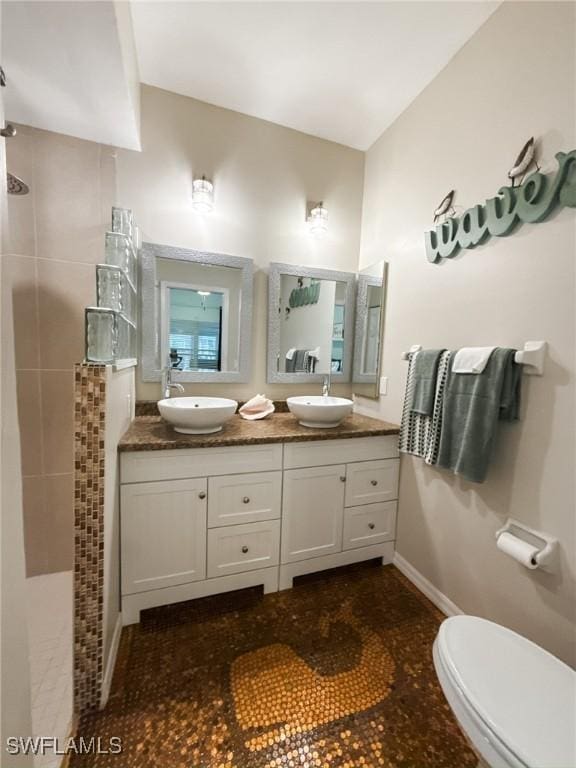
[162,360,185,399]
[322,373,331,397]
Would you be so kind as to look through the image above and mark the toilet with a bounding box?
[433,616,576,768]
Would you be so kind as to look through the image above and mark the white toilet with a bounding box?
[433,615,576,768]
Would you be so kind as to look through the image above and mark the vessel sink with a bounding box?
[287,395,354,428]
[158,397,238,434]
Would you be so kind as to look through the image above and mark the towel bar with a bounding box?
[401,341,546,375]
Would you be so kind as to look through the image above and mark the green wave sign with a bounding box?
[289,281,321,307]
[425,150,576,263]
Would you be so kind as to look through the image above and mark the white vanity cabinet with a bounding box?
[119,434,399,624]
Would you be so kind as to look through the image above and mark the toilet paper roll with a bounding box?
[497,532,540,569]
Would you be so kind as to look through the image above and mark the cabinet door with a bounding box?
[121,478,207,595]
[281,465,345,564]
[345,459,399,507]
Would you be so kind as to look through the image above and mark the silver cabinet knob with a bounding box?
[370,480,378,486]
[242,496,250,504]
[368,522,375,530]
[241,545,249,554]
[339,476,346,482]
[198,491,206,500]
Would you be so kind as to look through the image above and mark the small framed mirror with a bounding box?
[352,261,388,399]
[267,262,356,384]
[141,242,253,383]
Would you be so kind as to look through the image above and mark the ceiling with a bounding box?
[131,1,499,150]
[2,1,141,150]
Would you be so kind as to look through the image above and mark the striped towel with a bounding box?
[399,350,451,465]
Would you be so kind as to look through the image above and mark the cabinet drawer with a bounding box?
[283,436,398,469]
[121,443,283,484]
[207,520,280,578]
[208,471,281,528]
[343,502,397,550]
[345,459,399,507]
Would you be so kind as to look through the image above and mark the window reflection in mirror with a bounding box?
[157,258,241,373]
[352,261,387,399]
[279,275,346,375]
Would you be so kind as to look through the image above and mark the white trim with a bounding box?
[100,613,123,709]
[393,552,463,618]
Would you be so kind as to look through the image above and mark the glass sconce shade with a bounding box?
[308,202,328,237]
[192,177,214,213]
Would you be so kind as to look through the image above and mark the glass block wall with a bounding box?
[85,208,139,364]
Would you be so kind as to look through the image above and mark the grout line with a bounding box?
[33,256,47,476]
[5,252,104,267]
[17,368,73,373]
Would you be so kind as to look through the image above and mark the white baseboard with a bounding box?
[100,613,123,709]
[393,552,463,618]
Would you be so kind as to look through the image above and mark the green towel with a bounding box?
[436,348,521,483]
[410,349,444,416]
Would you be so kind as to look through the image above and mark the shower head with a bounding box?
[7,172,29,195]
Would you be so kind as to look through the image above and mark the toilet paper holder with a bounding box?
[495,518,558,571]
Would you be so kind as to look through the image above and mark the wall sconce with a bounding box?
[307,201,328,238]
[192,176,214,213]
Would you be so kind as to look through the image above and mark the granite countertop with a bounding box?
[118,411,399,452]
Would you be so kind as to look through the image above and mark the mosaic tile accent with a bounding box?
[71,562,476,767]
[73,363,107,717]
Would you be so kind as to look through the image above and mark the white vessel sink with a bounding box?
[287,395,354,428]
[158,397,238,434]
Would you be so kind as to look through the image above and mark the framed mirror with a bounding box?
[352,261,388,399]
[141,242,253,383]
[267,262,356,384]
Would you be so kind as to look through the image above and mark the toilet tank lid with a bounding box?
[437,616,576,768]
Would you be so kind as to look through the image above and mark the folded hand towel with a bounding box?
[410,349,444,416]
[239,394,275,421]
[452,347,496,374]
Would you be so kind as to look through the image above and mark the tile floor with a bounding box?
[27,570,74,768]
[72,562,476,768]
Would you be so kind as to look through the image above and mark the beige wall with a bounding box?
[357,2,575,664]
[4,126,116,575]
[117,85,365,401]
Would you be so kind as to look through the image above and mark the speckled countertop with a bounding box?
[118,411,399,452]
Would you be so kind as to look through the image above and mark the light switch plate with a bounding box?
[379,376,388,395]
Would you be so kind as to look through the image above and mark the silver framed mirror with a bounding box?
[267,262,356,384]
[352,261,388,399]
[140,242,253,383]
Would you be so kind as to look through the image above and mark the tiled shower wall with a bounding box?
[4,125,116,576]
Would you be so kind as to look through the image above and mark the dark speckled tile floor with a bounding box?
[71,563,476,768]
